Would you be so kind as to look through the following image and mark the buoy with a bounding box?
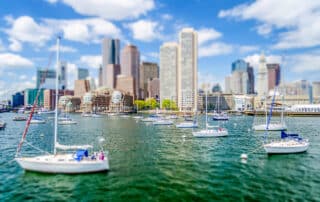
[40,134,44,137]
[240,153,248,160]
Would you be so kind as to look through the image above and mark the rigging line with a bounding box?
[15,52,55,156]
[263,87,278,142]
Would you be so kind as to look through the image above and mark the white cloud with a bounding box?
[45,18,122,43]
[199,42,233,58]
[46,0,58,3]
[0,53,34,69]
[49,44,77,53]
[79,55,101,69]
[197,28,222,45]
[5,16,52,47]
[289,53,320,73]
[218,0,320,49]
[238,45,259,54]
[8,38,22,52]
[161,14,173,20]
[0,39,5,52]
[49,0,155,20]
[19,75,27,80]
[0,81,35,101]
[244,53,282,69]
[126,19,162,42]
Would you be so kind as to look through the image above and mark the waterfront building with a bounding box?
[86,76,96,90]
[12,92,24,108]
[102,38,120,87]
[178,28,198,111]
[147,78,160,100]
[74,80,90,98]
[312,81,320,101]
[36,69,56,89]
[116,75,135,98]
[24,88,44,106]
[212,83,222,93]
[247,65,255,94]
[139,62,159,99]
[160,42,179,106]
[98,65,103,87]
[76,68,89,80]
[197,93,234,111]
[224,75,232,94]
[121,45,140,99]
[257,52,269,97]
[58,96,81,112]
[231,71,248,94]
[267,63,281,91]
[231,59,247,72]
[36,62,67,90]
[44,89,74,110]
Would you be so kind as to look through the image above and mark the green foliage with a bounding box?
[145,98,158,109]
[134,100,145,110]
[161,99,178,110]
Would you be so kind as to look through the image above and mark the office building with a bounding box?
[312,81,320,100]
[247,65,255,94]
[160,42,179,105]
[257,53,268,97]
[267,63,281,91]
[76,68,89,80]
[224,76,232,94]
[44,89,74,110]
[24,88,44,106]
[147,78,160,100]
[121,45,140,99]
[74,80,90,98]
[102,38,120,87]
[12,92,24,107]
[36,69,56,89]
[98,65,103,87]
[116,75,135,97]
[139,62,159,99]
[231,59,247,72]
[178,28,198,111]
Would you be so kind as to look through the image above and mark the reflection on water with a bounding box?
[0,112,320,201]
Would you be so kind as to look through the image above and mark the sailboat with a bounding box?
[0,120,6,130]
[253,91,287,131]
[262,88,308,154]
[15,37,109,174]
[176,111,198,128]
[212,93,229,121]
[193,88,228,137]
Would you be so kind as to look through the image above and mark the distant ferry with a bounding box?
[245,104,320,116]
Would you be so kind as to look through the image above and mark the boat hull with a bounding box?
[264,142,309,154]
[176,122,198,128]
[16,155,109,174]
[193,130,228,137]
[253,123,287,131]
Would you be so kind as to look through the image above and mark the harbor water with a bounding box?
[1,112,320,201]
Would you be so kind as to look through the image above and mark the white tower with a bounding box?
[257,52,268,97]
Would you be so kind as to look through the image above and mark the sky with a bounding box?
[0,0,320,101]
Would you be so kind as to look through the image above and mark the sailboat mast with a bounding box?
[205,88,208,130]
[54,36,60,155]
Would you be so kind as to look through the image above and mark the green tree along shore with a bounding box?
[134,98,178,110]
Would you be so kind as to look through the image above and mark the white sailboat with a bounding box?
[15,37,109,174]
[212,93,229,121]
[262,88,308,154]
[193,87,228,138]
[253,94,287,131]
[30,115,46,124]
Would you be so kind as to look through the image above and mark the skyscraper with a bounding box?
[59,61,67,90]
[178,28,198,111]
[267,63,281,91]
[139,62,159,99]
[247,65,255,94]
[102,38,120,88]
[76,68,89,80]
[257,53,269,97]
[98,65,103,87]
[231,59,247,72]
[120,45,140,99]
[36,69,56,89]
[224,75,232,94]
[160,42,179,105]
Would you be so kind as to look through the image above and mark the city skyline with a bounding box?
[1,0,320,100]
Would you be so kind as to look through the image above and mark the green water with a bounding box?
[1,113,320,201]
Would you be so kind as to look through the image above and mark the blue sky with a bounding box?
[0,0,320,100]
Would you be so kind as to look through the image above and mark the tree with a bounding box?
[145,98,158,109]
[161,99,178,110]
[134,100,145,110]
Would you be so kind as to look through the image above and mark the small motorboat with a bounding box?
[153,119,173,125]
[193,127,228,138]
[30,116,46,124]
[176,121,198,128]
[13,116,27,121]
[0,121,6,130]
